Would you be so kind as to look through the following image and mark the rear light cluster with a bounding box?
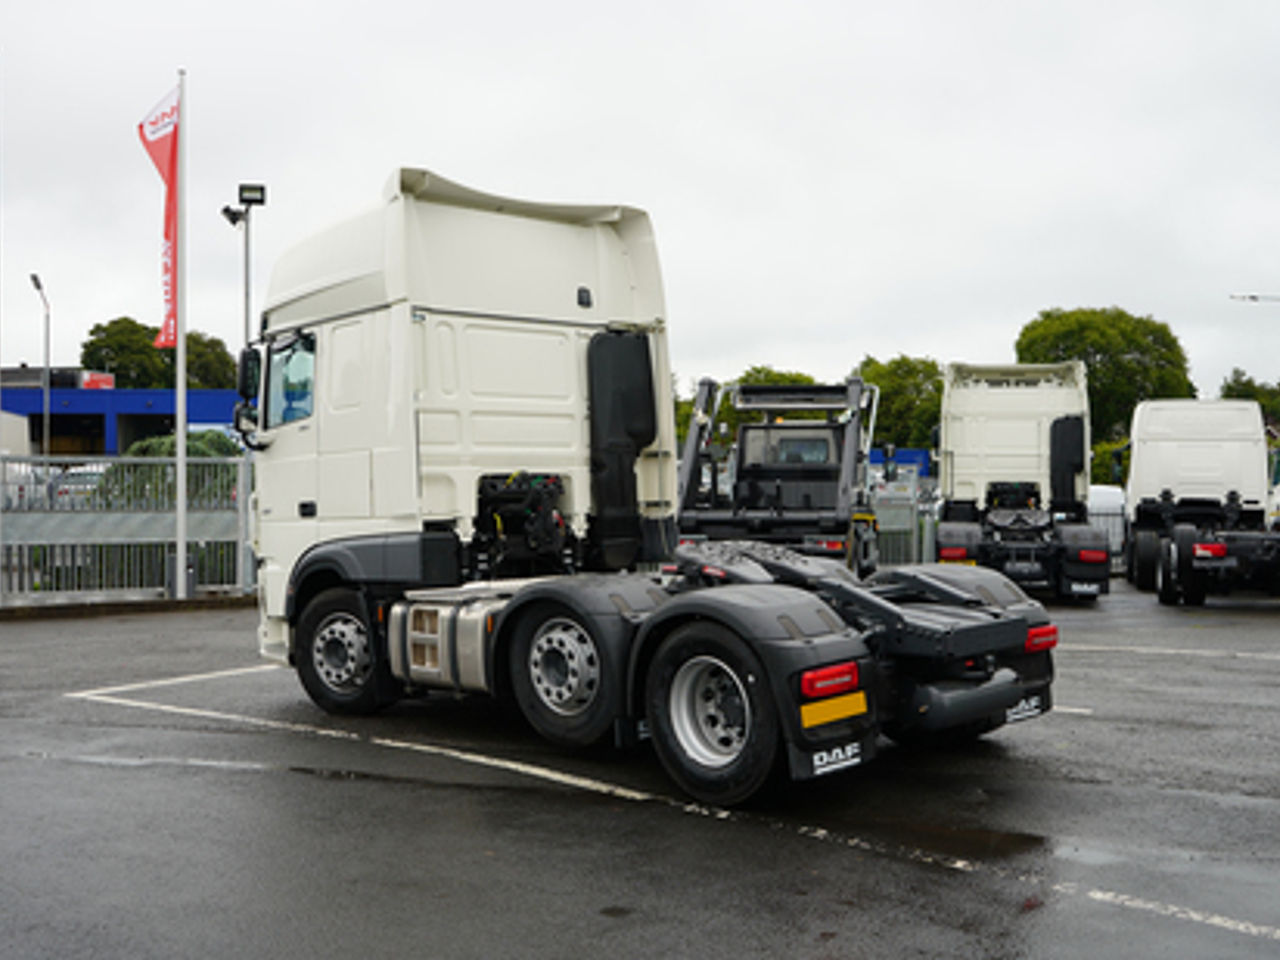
[1193,542,1227,559]
[808,539,847,553]
[1025,624,1058,653]
[938,546,969,560]
[1077,549,1108,563]
[800,661,860,699]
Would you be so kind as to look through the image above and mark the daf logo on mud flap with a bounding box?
[812,742,862,776]
[1006,695,1043,723]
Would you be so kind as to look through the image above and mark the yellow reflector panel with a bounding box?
[800,691,868,729]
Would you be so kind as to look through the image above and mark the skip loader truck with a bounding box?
[235,168,1058,806]
[676,377,881,576]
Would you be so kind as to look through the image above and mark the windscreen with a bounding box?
[740,426,838,467]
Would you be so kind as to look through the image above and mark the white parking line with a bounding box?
[1069,644,1280,662]
[63,668,1278,946]
[66,664,281,700]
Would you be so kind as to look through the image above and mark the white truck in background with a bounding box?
[934,361,1111,600]
[233,167,1060,805]
[1124,399,1280,604]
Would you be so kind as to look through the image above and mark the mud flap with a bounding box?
[787,731,879,781]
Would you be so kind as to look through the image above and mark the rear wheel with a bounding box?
[295,587,391,714]
[1173,524,1207,607]
[645,622,780,807]
[509,603,619,747]
[1133,530,1160,591]
[1156,539,1180,606]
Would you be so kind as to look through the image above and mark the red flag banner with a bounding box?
[138,86,181,348]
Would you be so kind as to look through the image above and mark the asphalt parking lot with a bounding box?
[2,580,1278,959]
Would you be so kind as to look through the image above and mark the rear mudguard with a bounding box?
[486,573,666,703]
[626,583,879,781]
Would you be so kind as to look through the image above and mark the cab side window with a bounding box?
[265,332,316,429]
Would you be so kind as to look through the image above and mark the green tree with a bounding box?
[123,430,241,458]
[1220,367,1280,427]
[856,354,942,448]
[80,317,168,388]
[1015,306,1196,441]
[185,331,236,389]
[1092,437,1130,486]
[80,317,236,389]
[100,429,242,509]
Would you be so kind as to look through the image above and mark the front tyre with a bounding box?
[645,622,780,807]
[509,603,619,747]
[295,587,392,715]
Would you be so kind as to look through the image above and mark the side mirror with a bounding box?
[234,400,269,451]
[235,400,258,432]
[1110,442,1130,484]
[237,347,261,402]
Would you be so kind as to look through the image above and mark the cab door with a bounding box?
[255,330,318,618]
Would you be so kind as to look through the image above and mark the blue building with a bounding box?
[1,367,237,455]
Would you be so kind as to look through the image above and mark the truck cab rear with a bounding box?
[935,361,1110,600]
[1125,399,1280,604]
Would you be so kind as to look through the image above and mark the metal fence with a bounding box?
[1,454,252,607]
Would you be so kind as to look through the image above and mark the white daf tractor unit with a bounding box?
[234,168,1060,805]
[934,361,1111,600]
[1125,398,1280,604]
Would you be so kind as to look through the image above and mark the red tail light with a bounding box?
[1077,549,1108,563]
[939,546,968,560]
[801,661,860,699]
[814,539,846,552]
[1026,624,1058,653]
[1193,542,1227,559]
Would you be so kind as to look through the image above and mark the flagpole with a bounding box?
[175,67,188,600]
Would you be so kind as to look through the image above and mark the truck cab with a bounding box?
[1124,399,1279,603]
[935,361,1110,600]
[237,168,678,664]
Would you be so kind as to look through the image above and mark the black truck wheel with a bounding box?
[1173,524,1207,606]
[1133,530,1160,591]
[1156,539,1180,606]
[645,622,780,807]
[296,587,390,715]
[509,603,618,747]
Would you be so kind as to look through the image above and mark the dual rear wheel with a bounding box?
[509,609,781,806]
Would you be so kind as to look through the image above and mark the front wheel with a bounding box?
[645,622,780,807]
[295,587,393,714]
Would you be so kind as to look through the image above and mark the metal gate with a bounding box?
[1,454,252,606]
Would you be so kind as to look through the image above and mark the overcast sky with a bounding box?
[3,1,1279,398]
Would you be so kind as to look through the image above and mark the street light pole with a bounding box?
[221,183,266,347]
[30,275,50,459]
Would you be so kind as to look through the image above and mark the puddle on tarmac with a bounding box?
[869,820,1048,861]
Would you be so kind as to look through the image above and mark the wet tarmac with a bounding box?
[2,581,1278,958]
